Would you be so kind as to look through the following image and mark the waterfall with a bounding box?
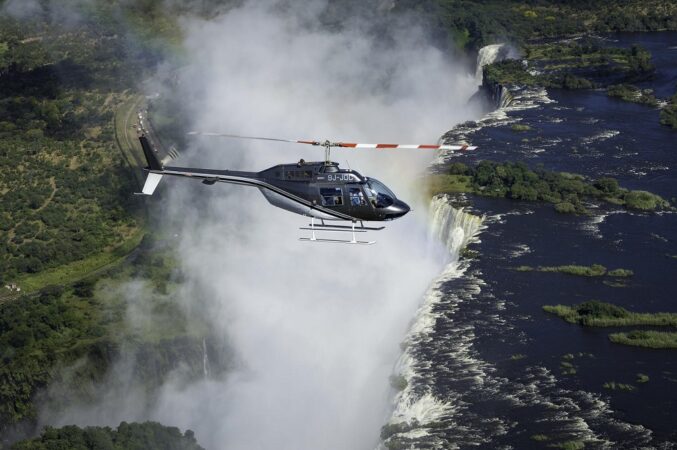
[475,43,516,108]
[202,338,210,378]
[475,43,506,85]
[429,194,485,260]
[379,195,484,449]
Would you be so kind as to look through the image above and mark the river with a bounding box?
[383,32,677,449]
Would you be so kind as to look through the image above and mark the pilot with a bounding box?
[297,158,306,167]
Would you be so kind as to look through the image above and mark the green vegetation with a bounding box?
[607,84,659,107]
[426,174,472,197]
[517,264,609,277]
[531,434,550,442]
[0,13,156,289]
[11,422,204,450]
[607,268,634,277]
[549,440,586,450]
[603,381,636,391]
[517,264,633,278]
[609,330,677,349]
[660,88,677,129]
[394,0,677,52]
[429,161,671,214]
[510,353,526,360]
[636,373,650,383]
[0,241,223,437]
[511,124,531,132]
[11,224,145,295]
[560,360,576,375]
[460,248,480,259]
[483,40,655,89]
[543,300,677,327]
[624,190,671,211]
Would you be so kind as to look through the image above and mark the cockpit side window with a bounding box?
[320,187,344,206]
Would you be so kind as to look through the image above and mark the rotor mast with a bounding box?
[322,140,332,164]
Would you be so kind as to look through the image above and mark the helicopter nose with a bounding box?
[385,199,411,219]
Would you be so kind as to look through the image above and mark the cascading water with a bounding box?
[202,338,210,378]
[380,195,484,449]
[475,43,506,85]
[428,195,485,260]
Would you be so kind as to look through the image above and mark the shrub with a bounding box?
[624,190,669,211]
[554,202,576,214]
[607,268,633,277]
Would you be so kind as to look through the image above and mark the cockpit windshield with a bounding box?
[365,177,396,208]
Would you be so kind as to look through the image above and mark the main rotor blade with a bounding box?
[187,131,319,146]
[335,142,477,151]
[188,131,476,151]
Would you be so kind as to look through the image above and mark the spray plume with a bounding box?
[41,1,482,449]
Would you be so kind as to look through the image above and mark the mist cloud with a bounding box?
[40,1,481,449]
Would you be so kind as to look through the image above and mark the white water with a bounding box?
[428,195,485,260]
[381,195,484,448]
[475,44,506,85]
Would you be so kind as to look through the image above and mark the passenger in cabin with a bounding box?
[350,189,365,206]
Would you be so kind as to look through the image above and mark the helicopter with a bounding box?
[137,111,476,245]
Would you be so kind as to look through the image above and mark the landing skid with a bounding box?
[299,218,380,245]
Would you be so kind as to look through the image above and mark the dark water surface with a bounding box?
[423,32,677,448]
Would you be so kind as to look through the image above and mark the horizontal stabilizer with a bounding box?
[142,172,163,195]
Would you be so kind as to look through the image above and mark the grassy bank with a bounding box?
[9,225,145,296]
[543,301,677,327]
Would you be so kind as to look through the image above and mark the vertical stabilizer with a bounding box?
[140,135,163,170]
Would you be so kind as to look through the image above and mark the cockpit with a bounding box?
[365,177,396,208]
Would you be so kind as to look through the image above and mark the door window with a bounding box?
[349,187,367,206]
[320,187,344,206]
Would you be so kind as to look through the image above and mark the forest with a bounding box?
[11,422,204,450]
[0,238,226,442]
[393,0,677,51]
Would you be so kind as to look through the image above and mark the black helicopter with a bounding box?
[137,111,476,244]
